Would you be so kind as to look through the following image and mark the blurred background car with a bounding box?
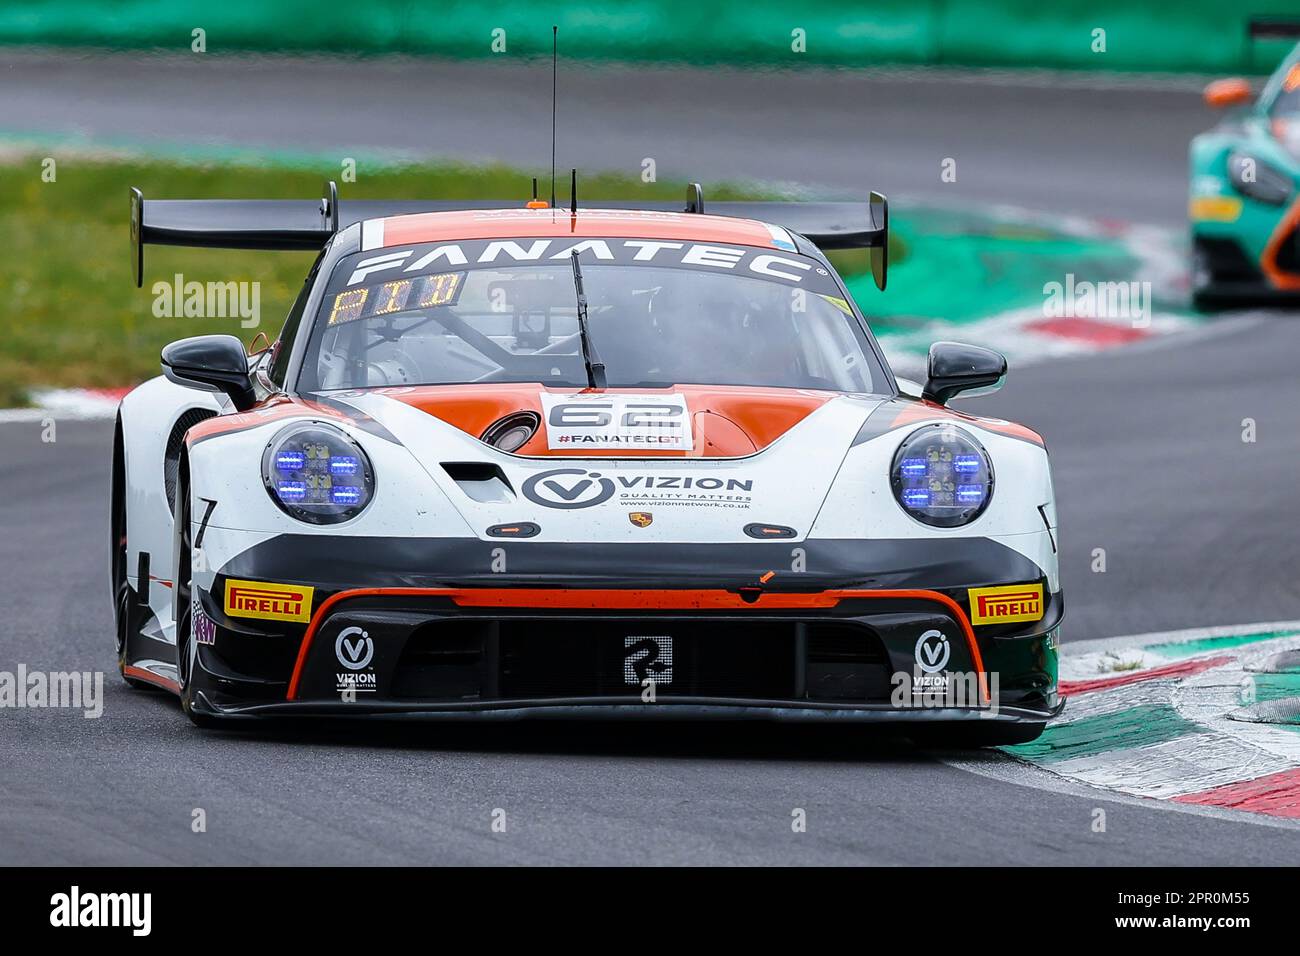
[1191,30,1300,309]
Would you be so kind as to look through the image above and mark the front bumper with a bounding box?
[190,579,1063,725]
[1192,234,1268,290]
[1192,217,1300,305]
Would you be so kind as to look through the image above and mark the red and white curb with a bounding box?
[0,387,129,423]
[881,306,1195,382]
[1002,621,1300,821]
[1018,218,1195,356]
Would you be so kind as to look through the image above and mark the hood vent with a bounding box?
[442,462,516,504]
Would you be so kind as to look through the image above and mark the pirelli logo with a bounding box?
[224,579,315,623]
[967,583,1044,625]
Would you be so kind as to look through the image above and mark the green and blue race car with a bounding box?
[1191,40,1300,310]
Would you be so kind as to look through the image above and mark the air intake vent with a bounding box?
[805,624,891,701]
[164,407,217,511]
[442,463,516,503]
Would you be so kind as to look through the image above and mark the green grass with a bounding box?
[0,154,899,407]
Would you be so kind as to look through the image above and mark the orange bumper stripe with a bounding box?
[123,664,181,695]
[285,587,987,704]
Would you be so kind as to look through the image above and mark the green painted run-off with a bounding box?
[1145,630,1300,660]
[1004,703,1201,763]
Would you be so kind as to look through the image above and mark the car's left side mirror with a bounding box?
[161,334,256,411]
[922,342,1007,406]
[1204,78,1252,109]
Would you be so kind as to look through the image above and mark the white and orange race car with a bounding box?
[113,181,1062,743]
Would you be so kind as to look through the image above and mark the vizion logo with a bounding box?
[521,468,755,510]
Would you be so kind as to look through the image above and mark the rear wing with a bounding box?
[131,181,889,290]
[1249,18,1300,39]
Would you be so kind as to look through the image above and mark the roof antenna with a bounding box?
[549,25,558,210]
[527,176,546,209]
[570,168,578,216]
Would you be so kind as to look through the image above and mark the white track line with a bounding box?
[1048,732,1294,800]
[0,388,121,422]
[943,749,1300,832]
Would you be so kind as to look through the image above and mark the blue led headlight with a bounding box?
[890,424,993,527]
[262,422,375,524]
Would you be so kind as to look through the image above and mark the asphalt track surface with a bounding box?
[3,52,1300,864]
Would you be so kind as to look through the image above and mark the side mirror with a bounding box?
[922,341,1006,406]
[161,334,255,411]
[1204,78,1251,109]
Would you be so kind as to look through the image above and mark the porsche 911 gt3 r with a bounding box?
[113,182,1063,744]
[1190,31,1300,309]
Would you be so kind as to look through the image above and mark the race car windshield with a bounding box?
[301,237,883,393]
[1273,81,1300,120]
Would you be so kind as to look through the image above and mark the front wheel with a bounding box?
[112,417,151,690]
[174,469,221,728]
[176,606,218,727]
[1189,240,1256,313]
[1190,289,1239,314]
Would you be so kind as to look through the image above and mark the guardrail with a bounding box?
[0,1,1294,74]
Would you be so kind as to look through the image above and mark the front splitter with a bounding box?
[193,690,1063,724]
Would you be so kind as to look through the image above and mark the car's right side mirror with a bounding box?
[1204,78,1252,109]
[922,342,1007,406]
[161,334,256,411]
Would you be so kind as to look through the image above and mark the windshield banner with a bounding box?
[335,238,836,291]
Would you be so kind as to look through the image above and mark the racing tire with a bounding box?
[1190,250,1223,313]
[174,467,221,728]
[1190,290,1240,314]
[112,416,151,691]
[1189,243,1254,313]
[175,608,219,728]
[115,589,151,692]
